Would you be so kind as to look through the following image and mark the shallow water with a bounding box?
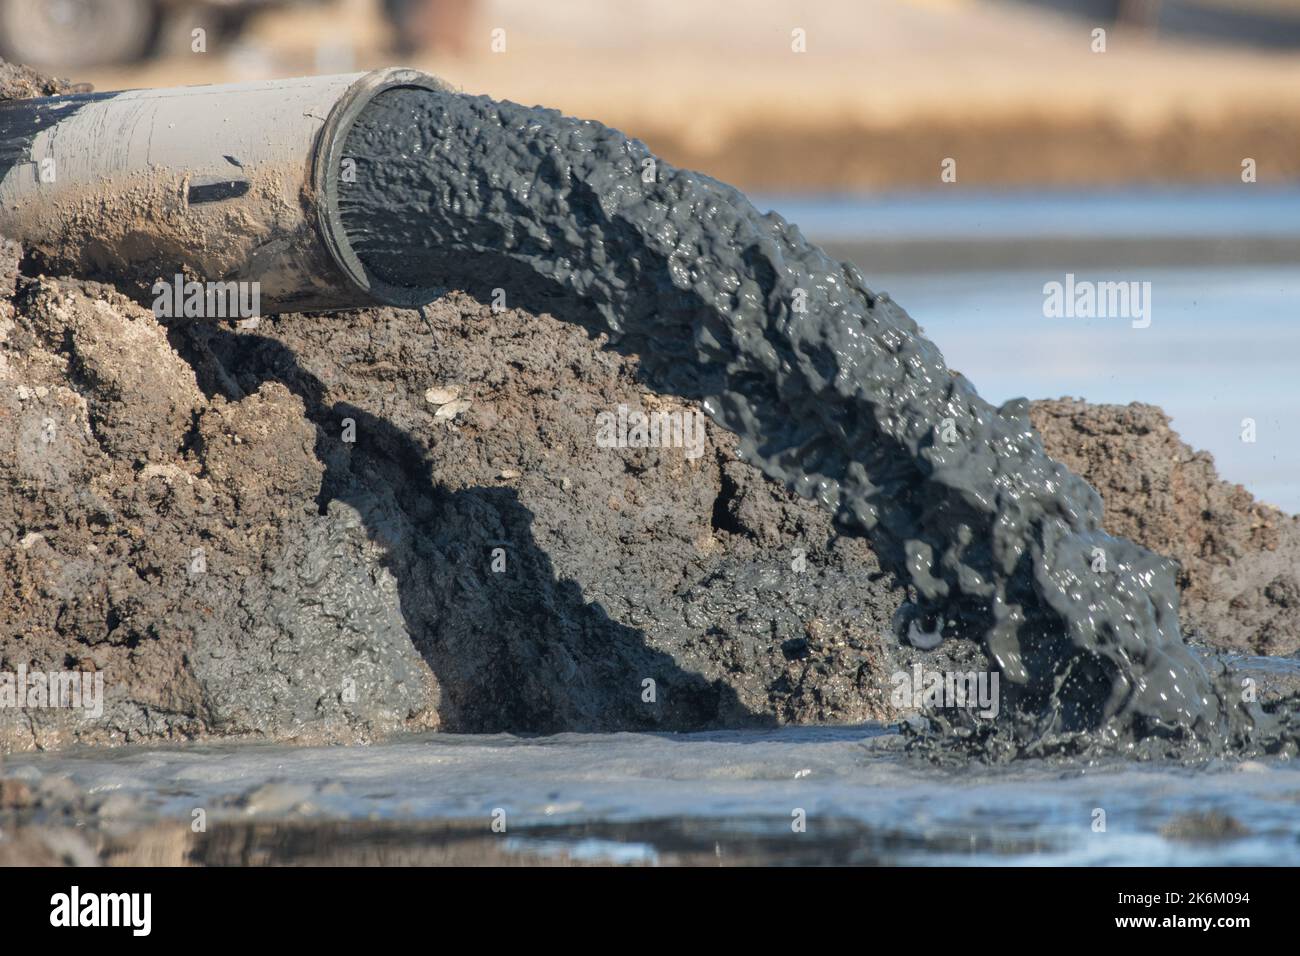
[5,727,1298,865]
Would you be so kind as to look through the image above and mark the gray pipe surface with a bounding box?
[0,68,447,314]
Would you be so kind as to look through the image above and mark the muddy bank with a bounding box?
[2,267,917,750]
[74,0,1300,194]
[643,113,1300,193]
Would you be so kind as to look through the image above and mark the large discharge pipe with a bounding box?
[0,69,446,313]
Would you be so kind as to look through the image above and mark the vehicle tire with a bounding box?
[0,0,159,71]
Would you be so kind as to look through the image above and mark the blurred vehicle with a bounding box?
[0,0,301,70]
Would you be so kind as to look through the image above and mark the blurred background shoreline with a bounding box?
[19,0,1300,192]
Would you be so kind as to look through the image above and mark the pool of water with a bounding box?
[757,187,1300,242]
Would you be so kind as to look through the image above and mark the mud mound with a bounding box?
[3,262,1292,751]
[1032,399,1300,656]
[2,256,924,750]
[1,274,439,749]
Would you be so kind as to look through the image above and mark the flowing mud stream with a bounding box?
[336,88,1296,758]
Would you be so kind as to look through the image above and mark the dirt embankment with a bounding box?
[2,254,1296,752]
[1,266,912,750]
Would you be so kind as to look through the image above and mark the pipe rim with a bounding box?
[314,67,449,309]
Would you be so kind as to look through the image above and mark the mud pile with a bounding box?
[3,262,927,750]
[5,260,1292,752]
[0,61,70,100]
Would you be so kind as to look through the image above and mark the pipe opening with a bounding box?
[315,69,449,310]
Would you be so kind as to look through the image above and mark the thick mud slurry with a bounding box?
[339,88,1297,760]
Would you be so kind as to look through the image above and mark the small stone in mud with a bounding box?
[1160,810,1250,842]
[497,468,522,480]
[424,386,460,405]
[906,619,944,650]
[434,398,472,419]
[0,778,33,809]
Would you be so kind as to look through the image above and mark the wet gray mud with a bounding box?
[338,88,1297,759]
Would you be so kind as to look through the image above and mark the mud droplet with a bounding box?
[907,620,944,650]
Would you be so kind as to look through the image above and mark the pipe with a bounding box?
[0,68,448,314]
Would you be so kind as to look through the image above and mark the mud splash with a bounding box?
[338,88,1295,757]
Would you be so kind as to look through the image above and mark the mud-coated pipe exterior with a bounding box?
[0,69,448,314]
